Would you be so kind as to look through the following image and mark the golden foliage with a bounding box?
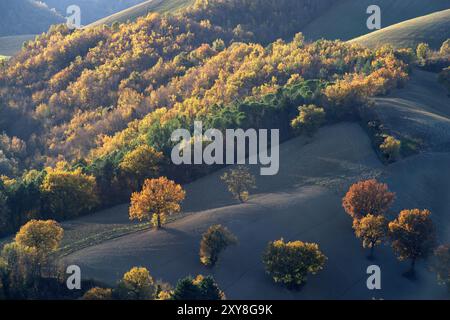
[15,219,63,255]
[129,177,186,228]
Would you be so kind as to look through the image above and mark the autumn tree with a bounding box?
[262,239,327,289]
[83,287,113,300]
[171,275,224,300]
[115,267,155,300]
[430,244,450,291]
[40,164,99,219]
[0,242,39,297]
[221,166,256,203]
[291,104,326,136]
[119,144,163,190]
[15,219,63,256]
[200,225,237,267]
[129,177,186,229]
[416,43,430,62]
[440,39,450,56]
[353,214,387,259]
[342,179,395,219]
[380,135,401,162]
[389,209,436,276]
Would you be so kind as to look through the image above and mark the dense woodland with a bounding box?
[1,0,447,236]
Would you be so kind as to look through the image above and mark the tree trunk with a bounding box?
[156,214,161,229]
[369,245,375,259]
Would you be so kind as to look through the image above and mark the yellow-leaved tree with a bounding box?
[119,144,163,191]
[129,177,186,229]
[40,163,99,219]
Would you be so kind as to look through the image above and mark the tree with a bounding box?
[439,39,450,56]
[40,165,99,219]
[83,287,113,300]
[129,177,186,229]
[15,220,63,256]
[291,104,326,136]
[416,43,430,62]
[342,179,395,219]
[389,209,436,275]
[200,225,237,267]
[430,244,450,291]
[119,144,162,190]
[262,239,327,289]
[0,188,11,235]
[353,214,387,259]
[172,275,224,300]
[380,135,401,162]
[114,267,155,300]
[221,166,256,203]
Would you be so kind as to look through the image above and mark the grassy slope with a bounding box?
[0,34,36,57]
[87,0,193,27]
[302,0,450,41]
[350,9,450,49]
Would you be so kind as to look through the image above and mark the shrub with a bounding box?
[221,166,256,203]
[291,104,326,136]
[380,135,401,162]
[200,225,237,267]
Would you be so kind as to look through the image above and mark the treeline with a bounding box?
[0,0,413,235]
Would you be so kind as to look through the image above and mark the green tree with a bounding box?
[353,214,387,259]
[389,209,436,276]
[200,225,237,267]
[262,239,327,289]
[291,104,326,136]
[221,166,256,203]
[172,275,224,300]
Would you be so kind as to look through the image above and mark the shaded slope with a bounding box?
[370,69,450,151]
[350,9,450,49]
[0,34,36,57]
[64,122,450,299]
[0,0,63,37]
[302,0,450,42]
[87,0,193,27]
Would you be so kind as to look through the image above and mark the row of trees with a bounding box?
[343,179,449,287]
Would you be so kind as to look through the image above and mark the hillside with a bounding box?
[0,0,63,37]
[44,0,147,25]
[302,0,450,41]
[87,0,193,27]
[61,68,450,298]
[64,122,450,299]
[350,9,450,49]
[0,34,36,57]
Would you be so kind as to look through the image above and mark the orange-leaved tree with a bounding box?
[389,209,436,275]
[129,177,185,229]
[342,179,395,219]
